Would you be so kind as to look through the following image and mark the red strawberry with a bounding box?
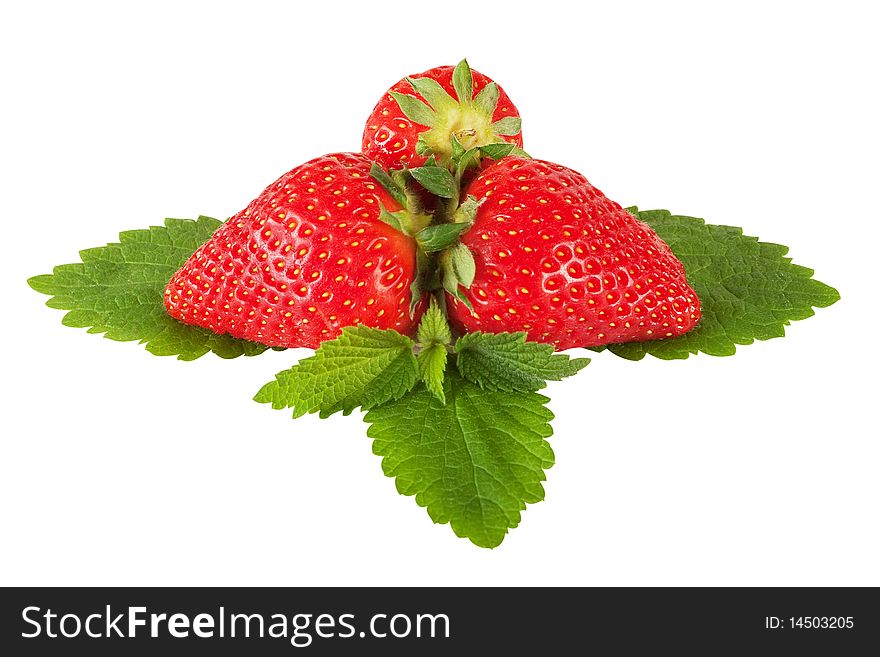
[362,59,523,171]
[164,153,422,349]
[446,157,701,350]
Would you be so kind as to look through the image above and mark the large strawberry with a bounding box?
[164,153,423,349]
[446,157,701,350]
[362,59,523,171]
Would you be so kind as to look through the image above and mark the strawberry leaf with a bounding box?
[417,298,452,345]
[254,326,419,418]
[416,299,451,403]
[456,332,590,392]
[417,344,448,403]
[363,368,554,548]
[603,209,841,360]
[28,216,271,360]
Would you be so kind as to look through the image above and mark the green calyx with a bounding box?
[370,163,432,236]
[369,82,530,322]
[392,59,523,166]
[371,158,485,317]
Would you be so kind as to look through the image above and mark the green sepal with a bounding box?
[369,163,408,208]
[452,58,473,104]
[492,117,522,136]
[479,142,516,160]
[415,134,432,156]
[451,195,481,224]
[441,250,474,310]
[410,165,456,198]
[448,242,477,288]
[473,81,499,115]
[378,206,407,233]
[390,91,437,127]
[392,62,523,165]
[452,143,515,179]
[416,222,471,252]
[406,76,457,112]
[455,147,482,179]
[450,134,466,161]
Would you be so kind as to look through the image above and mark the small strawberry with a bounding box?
[164,153,424,349]
[362,59,523,171]
[445,157,701,349]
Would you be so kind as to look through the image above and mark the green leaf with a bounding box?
[369,163,408,208]
[378,206,406,233]
[479,142,516,160]
[441,259,473,310]
[450,134,465,160]
[449,242,476,288]
[417,298,452,345]
[451,195,481,226]
[455,147,482,179]
[456,332,590,392]
[390,92,437,127]
[415,134,432,156]
[473,82,499,115]
[605,209,841,360]
[28,216,270,360]
[452,58,473,103]
[409,165,456,198]
[417,344,448,403]
[405,76,456,112]
[254,326,418,418]
[416,223,471,252]
[492,116,522,136]
[364,368,555,548]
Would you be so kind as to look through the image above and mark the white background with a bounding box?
[2,1,877,586]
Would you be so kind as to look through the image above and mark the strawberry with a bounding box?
[164,153,423,349]
[445,157,701,350]
[362,59,523,171]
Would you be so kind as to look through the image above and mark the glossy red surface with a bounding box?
[165,153,421,348]
[447,157,701,350]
